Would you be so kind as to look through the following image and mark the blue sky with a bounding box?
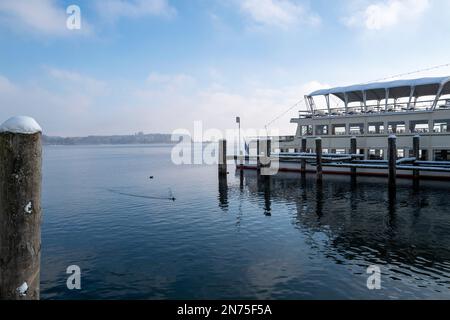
[1,0,450,136]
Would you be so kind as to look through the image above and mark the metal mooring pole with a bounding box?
[0,116,42,300]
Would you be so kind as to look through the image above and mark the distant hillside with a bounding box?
[43,132,178,145]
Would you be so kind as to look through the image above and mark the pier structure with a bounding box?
[226,134,450,183]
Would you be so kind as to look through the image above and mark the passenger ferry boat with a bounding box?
[242,76,450,179]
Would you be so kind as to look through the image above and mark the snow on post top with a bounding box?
[0,116,42,134]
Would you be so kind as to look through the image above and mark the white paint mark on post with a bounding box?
[17,282,28,297]
[66,265,81,290]
[24,201,32,214]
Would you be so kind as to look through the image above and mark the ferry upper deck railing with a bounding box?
[298,98,450,119]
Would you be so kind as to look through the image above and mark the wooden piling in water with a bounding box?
[350,136,357,176]
[315,137,322,179]
[388,135,397,185]
[0,116,42,300]
[301,138,307,173]
[413,135,420,180]
[256,139,261,173]
[218,139,227,176]
[263,139,271,170]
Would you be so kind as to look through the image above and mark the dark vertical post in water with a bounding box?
[218,173,228,210]
[0,116,42,300]
[256,139,261,173]
[266,139,271,159]
[388,135,397,186]
[350,136,357,176]
[301,137,307,173]
[263,176,271,216]
[315,137,322,179]
[413,135,420,180]
[239,169,244,189]
[315,178,323,218]
[263,139,271,173]
[218,139,227,176]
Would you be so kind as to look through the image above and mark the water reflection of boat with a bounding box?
[218,171,450,290]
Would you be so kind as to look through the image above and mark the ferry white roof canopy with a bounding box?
[308,76,450,103]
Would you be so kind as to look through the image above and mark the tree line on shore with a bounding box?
[42,132,178,145]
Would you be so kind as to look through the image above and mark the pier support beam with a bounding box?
[218,139,227,176]
[413,135,420,180]
[315,137,322,180]
[301,138,307,173]
[350,136,357,176]
[0,116,42,300]
[388,135,397,186]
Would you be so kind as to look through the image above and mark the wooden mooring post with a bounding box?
[350,136,357,176]
[413,134,420,180]
[261,139,271,172]
[301,137,307,173]
[218,139,227,176]
[0,116,42,300]
[256,139,261,173]
[315,137,322,179]
[388,135,397,185]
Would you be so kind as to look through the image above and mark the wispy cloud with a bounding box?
[0,0,66,35]
[96,0,176,22]
[344,0,430,30]
[46,67,109,96]
[0,0,91,36]
[0,75,17,94]
[0,72,102,136]
[135,70,327,134]
[0,0,173,36]
[238,0,321,30]
[147,72,195,87]
[0,65,332,136]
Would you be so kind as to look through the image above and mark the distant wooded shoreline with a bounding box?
[42,133,179,145]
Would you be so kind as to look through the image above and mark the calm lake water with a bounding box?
[40,144,450,299]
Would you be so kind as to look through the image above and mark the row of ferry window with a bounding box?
[299,119,450,136]
[277,148,450,161]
